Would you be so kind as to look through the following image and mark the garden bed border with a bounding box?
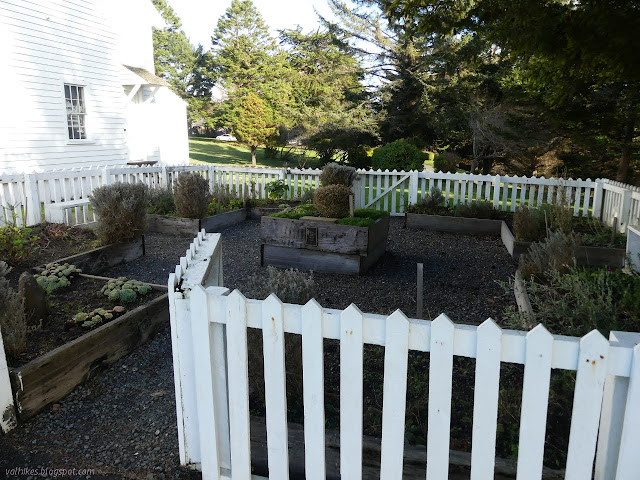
[9,286,169,420]
[407,213,626,267]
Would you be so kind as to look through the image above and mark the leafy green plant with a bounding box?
[173,172,211,219]
[0,210,40,265]
[207,184,244,215]
[504,266,640,336]
[100,277,153,304]
[35,263,82,294]
[90,182,148,244]
[0,261,26,357]
[371,139,428,171]
[270,203,318,219]
[147,187,176,216]
[299,188,315,204]
[265,179,288,201]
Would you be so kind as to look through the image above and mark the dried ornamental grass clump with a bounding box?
[90,182,148,244]
[173,172,211,219]
[0,261,26,357]
[519,230,580,280]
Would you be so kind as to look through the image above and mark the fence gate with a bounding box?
[170,232,640,480]
[356,171,414,215]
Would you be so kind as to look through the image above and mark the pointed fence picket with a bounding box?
[170,232,640,480]
[3,163,639,231]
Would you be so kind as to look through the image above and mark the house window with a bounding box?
[64,84,87,140]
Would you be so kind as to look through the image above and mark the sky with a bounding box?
[167,0,335,49]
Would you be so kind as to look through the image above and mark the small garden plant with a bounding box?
[0,210,40,265]
[207,184,244,215]
[265,179,288,201]
[173,172,211,219]
[89,182,148,244]
[70,305,126,329]
[35,263,82,294]
[100,277,153,303]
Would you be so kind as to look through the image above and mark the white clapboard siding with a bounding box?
[169,234,640,479]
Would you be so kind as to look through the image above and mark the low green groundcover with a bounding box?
[270,206,389,226]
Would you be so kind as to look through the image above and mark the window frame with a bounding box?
[64,83,89,142]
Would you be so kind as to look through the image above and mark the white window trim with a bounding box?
[61,80,95,145]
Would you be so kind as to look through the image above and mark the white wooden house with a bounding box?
[0,0,189,173]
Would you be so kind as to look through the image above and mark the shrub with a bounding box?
[371,140,428,171]
[208,184,243,215]
[299,188,315,204]
[0,261,26,357]
[407,187,448,214]
[314,184,351,218]
[319,163,357,187]
[433,152,460,173]
[453,201,501,219]
[89,182,148,244]
[173,172,211,219]
[265,180,288,201]
[347,145,373,169]
[147,187,176,216]
[503,266,640,336]
[247,266,315,305]
[513,207,545,242]
[519,230,579,281]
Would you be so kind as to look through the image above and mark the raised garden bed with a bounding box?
[406,212,626,267]
[8,274,168,419]
[146,208,248,235]
[261,215,390,275]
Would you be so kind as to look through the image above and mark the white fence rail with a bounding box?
[2,164,639,231]
[170,233,640,479]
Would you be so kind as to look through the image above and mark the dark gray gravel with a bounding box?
[0,218,517,479]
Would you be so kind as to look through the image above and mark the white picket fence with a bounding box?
[2,164,639,232]
[170,232,640,479]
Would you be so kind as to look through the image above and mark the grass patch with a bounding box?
[189,137,322,169]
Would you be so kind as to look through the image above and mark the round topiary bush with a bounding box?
[314,184,351,218]
[319,163,357,187]
[173,172,211,219]
[371,140,428,171]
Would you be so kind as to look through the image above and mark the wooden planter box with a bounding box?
[9,287,169,420]
[405,213,503,235]
[34,237,145,275]
[146,209,247,235]
[500,222,626,267]
[261,215,390,275]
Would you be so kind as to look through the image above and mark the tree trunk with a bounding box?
[251,145,257,166]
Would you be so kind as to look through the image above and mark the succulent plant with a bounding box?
[70,304,127,329]
[35,263,81,294]
[101,277,153,303]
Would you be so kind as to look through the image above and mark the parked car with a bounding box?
[216,133,237,142]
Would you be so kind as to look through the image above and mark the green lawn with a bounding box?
[189,137,322,169]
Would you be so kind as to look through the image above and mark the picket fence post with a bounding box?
[102,166,112,186]
[595,331,640,479]
[620,189,632,232]
[492,175,501,209]
[23,173,41,225]
[593,180,605,220]
[408,170,419,206]
[0,326,17,433]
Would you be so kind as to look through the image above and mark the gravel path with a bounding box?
[0,218,517,479]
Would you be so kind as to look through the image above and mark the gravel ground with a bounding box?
[0,218,517,479]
